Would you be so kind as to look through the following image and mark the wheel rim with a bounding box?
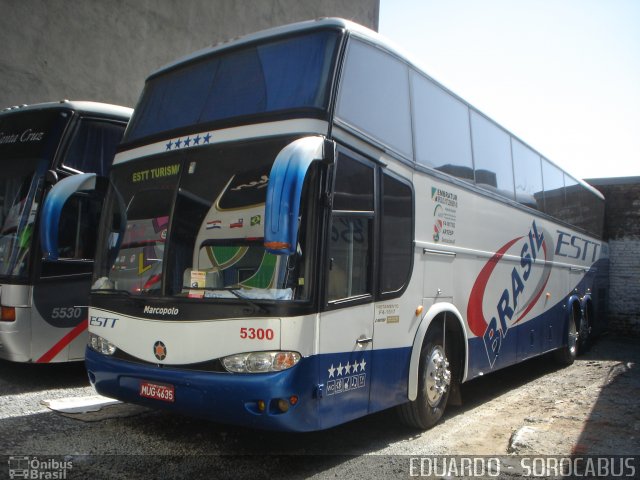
[425,346,451,406]
[568,316,578,356]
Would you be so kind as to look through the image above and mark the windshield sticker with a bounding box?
[188,270,207,298]
[132,164,180,183]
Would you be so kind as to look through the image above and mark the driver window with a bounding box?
[57,194,100,260]
[327,153,374,302]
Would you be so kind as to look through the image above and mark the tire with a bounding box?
[554,307,578,366]
[398,323,451,429]
[577,303,592,355]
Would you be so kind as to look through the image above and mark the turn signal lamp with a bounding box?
[264,241,290,252]
[0,306,15,322]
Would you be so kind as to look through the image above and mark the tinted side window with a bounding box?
[470,111,515,199]
[336,39,413,158]
[563,174,583,227]
[63,120,125,176]
[380,173,413,296]
[542,159,564,219]
[411,72,473,181]
[580,189,604,238]
[333,155,374,211]
[512,139,543,210]
[57,194,101,260]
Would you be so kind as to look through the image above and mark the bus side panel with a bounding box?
[414,174,605,381]
[0,284,32,362]
[31,277,90,362]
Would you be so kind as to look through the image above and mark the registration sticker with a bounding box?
[139,381,175,403]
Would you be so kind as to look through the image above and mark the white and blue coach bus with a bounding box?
[0,101,131,362]
[42,19,607,430]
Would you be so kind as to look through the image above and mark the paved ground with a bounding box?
[0,334,638,479]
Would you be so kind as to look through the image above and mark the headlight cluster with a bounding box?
[89,333,116,355]
[222,351,301,373]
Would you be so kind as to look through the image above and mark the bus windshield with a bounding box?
[0,109,69,279]
[123,30,340,143]
[93,137,315,301]
[0,157,48,277]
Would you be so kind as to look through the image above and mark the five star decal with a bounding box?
[326,358,367,396]
[327,359,366,378]
[165,132,212,151]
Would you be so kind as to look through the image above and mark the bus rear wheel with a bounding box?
[398,324,451,429]
[577,302,592,354]
[554,306,578,366]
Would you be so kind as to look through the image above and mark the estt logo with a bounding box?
[467,221,554,367]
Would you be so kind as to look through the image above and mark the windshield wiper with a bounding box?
[91,288,132,297]
[227,288,268,314]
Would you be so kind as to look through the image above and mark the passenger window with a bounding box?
[63,119,125,176]
[542,159,565,219]
[327,154,374,302]
[563,174,583,227]
[581,190,604,238]
[380,173,413,296]
[512,139,543,210]
[336,39,413,159]
[470,111,515,199]
[411,72,474,181]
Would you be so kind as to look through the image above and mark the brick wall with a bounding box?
[588,177,640,337]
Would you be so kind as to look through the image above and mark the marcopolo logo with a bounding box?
[143,306,179,316]
[153,341,167,361]
[467,220,554,368]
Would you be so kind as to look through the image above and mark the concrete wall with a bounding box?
[0,0,379,109]
[588,177,640,337]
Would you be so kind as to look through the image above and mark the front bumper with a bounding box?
[85,346,321,431]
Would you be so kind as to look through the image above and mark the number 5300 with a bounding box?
[240,327,274,340]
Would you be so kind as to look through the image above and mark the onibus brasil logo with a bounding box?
[467,220,553,367]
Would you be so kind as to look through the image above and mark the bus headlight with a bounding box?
[222,351,301,373]
[89,333,116,356]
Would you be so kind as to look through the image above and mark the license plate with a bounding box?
[139,381,175,403]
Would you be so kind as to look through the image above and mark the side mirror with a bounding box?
[45,170,59,186]
[264,136,334,255]
[40,173,100,260]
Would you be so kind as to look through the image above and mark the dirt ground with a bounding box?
[1,334,638,479]
[413,333,640,457]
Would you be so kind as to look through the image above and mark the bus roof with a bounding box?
[152,18,378,77]
[0,100,132,120]
[147,18,603,201]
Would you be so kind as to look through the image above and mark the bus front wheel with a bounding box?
[399,324,451,429]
